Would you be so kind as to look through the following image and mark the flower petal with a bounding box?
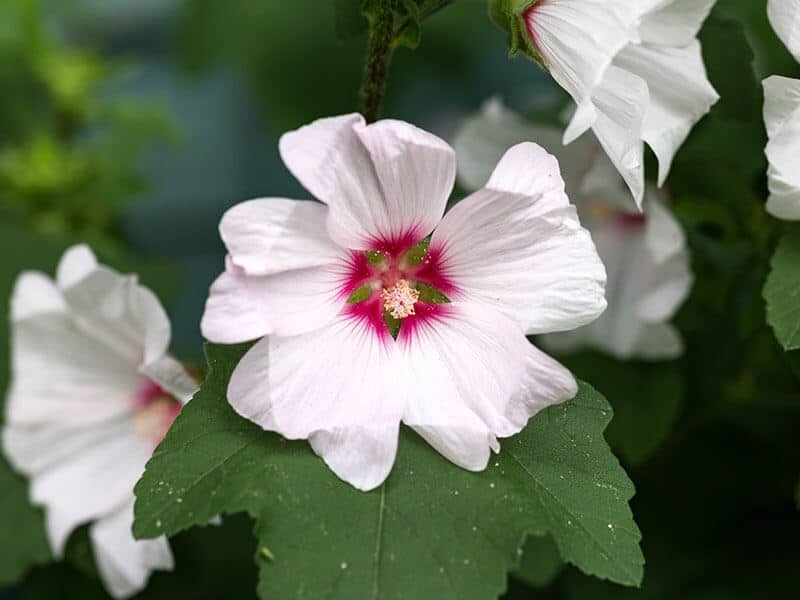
[484,142,573,217]
[279,115,455,249]
[355,119,455,243]
[21,422,150,556]
[8,306,144,427]
[431,186,606,335]
[220,198,344,276]
[141,355,198,405]
[279,114,383,248]
[10,272,66,320]
[763,76,800,220]
[587,65,648,207]
[453,99,597,197]
[201,257,346,343]
[639,0,716,46]
[90,500,174,600]
[615,41,718,185]
[56,245,171,369]
[400,302,575,470]
[308,422,400,492]
[525,0,638,140]
[541,191,690,360]
[768,0,800,62]
[227,316,404,490]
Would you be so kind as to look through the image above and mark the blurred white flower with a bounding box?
[455,99,692,360]
[516,0,718,207]
[768,0,800,62]
[2,245,197,599]
[763,1,800,221]
[201,114,607,491]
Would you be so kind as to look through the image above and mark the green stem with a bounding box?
[358,0,396,123]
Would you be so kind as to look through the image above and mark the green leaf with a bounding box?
[331,0,368,40]
[764,225,800,351]
[560,353,683,465]
[384,309,401,339]
[512,534,563,588]
[134,343,643,599]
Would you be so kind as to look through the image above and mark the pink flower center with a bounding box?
[338,235,456,342]
[133,380,182,444]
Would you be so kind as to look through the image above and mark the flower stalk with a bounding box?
[358,0,395,123]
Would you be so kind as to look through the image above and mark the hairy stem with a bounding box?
[359,0,396,123]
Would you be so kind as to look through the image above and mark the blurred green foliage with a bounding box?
[0,0,174,238]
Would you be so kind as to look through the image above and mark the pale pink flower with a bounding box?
[2,246,198,599]
[201,114,607,491]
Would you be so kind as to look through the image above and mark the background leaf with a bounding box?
[559,354,683,466]
[764,225,800,351]
[134,343,643,600]
[512,534,563,589]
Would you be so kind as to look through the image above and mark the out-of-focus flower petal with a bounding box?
[763,76,800,220]
[90,500,174,599]
[768,0,800,62]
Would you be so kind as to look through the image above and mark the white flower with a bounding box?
[201,114,607,491]
[518,0,719,207]
[455,99,692,360]
[768,0,800,63]
[2,245,198,599]
[763,76,800,220]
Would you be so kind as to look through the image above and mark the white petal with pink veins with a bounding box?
[400,302,576,471]
[279,114,455,249]
[202,256,348,343]
[90,499,174,599]
[768,0,800,62]
[354,119,455,242]
[763,76,800,220]
[227,316,405,490]
[220,198,345,276]
[431,181,606,335]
